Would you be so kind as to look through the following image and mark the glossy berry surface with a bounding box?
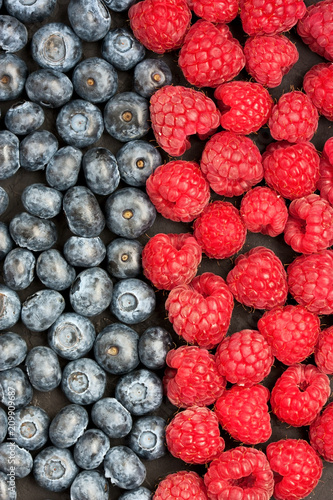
[73,429,110,470]
[116,139,162,187]
[91,397,132,439]
[72,57,118,104]
[128,415,166,461]
[104,445,146,490]
[110,278,156,325]
[33,447,79,492]
[106,238,143,279]
[49,404,89,449]
[115,369,163,415]
[102,27,145,71]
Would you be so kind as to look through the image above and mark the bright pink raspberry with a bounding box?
[317,137,333,204]
[314,326,333,374]
[165,272,234,349]
[154,470,209,500]
[297,0,333,62]
[187,0,239,23]
[309,402,333,462]
[303,63,333,120]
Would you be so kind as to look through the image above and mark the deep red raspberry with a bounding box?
[262,140,320,200]
[204,446,274,500]
[303,63,333,121]
[146,160,210,223]
[128,0,191,54]
[226,246,288,310]
[297,0,333,62]
[150,85,220,157]
[258,305,321,366]
[178,20,245,88]
[215,329,274,387]
[165,272,234,349]
[200,131,263,198]
[164,345,226,408]
[215,384,272,445]
[153,470,209,500]
[314,326,333,374]
[266,438,323,500]
[214,81,274,135]
[187,0,239,23]
[309,402,333,463]
[193,201,247,260]
[165,406,225,464]
[270,363,331,427]
[244,34,299,88]
[317,137,333,204]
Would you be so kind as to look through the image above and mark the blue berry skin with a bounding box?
[115,369,163,416]
[46,146,82,191]
[36,249,76,291]
[63,236,106,268]
[0,443,33,478]
[4,0,57,23]
[5,101,45,136]
[9,212,57,252]
[49,404,89,449]
[68,0,111,42]
[21,289,65,332]
[31,23,82,73]
[0,332,27,371]
[116,140,162,187]
[91,397,132,439]
[118,487,152,500]
[102,28,145,71]
[73,429,110,470]
[0,368,33,409]
[104,92,149,142]
[3,248,36,291]
[12,406,50,451]
[21,184,63,219]
[0,131,20,180]
[69,267,113,317]
[72,57,118,104]
[48,312,96,361]
[63,186,105,237]
[105,187,156,239]
[103,0,136,11]
[138,326,173,370]
[128,416,166,461]
[70,470,109,500]
[106,238,142,279]
[0,285,21,330]
[82,147,120,196]
[25,69,74,109]
[33,446,79,492]
[61,358,106,405]
[134,58,173,98]
[20,130,58,172]
[25,346,62,393]
[0,16,28,53]
[110,278,156,325]
[57,99,104,148]
[104,445,146,490]
[0,408,7,444]
[94,323,140,375]
[0,187,9,215]
[0,470,16,500]
[0,223,13,261]
[0,54,27,101]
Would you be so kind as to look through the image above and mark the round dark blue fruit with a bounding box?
[128,415,167,461]
[0,15,28,53]
[0,368,33,409]
[91,397,132,439]
[102,27,145,71]
[0,223,13,261]
[21,289,65,332]
[21,183,63,219]
[68,0,111,42]
[19,130,58,172]
[0,409,7,444]
[63,236,106,268]
[36,249,76,291]
[70,470,109,500]
[138,326,173,370]
[3,247,36,291]
[61,358,106,405]
[0,187,9,215]
[25,346,62,392]
[33,446,79,492]
[0,332,27,371]
[9,212,57,252]
[46,146,82,191]
[0,54,27,101]
[72,57,118,103]
[0,285,21,330]
[118,487,152,500]
[25,69,73,109]
[115,369,163,416]
[69,267,113,317]
[110,278,156,325]
[63,185,105,237]
[49,404,89,449]
[0,443,33,478]
[5,101,45,136]
[4,0,57,23]
[73,428,110,470]
[104,92,149,142]
[104,445,146,490]
[13,406,50,451]
[134,58,173,98]
[82,147,120,196]
[116,139,162,187]
[106,238,142,279]
[0,131,20,180]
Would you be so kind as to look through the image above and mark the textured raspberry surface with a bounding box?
[163,345,226,408]
[214,81,273,135]
[317,137,333,205]
[200,131,263,197]
[146,160,210,223]
[165,406,225,464]
[165,272,234,348]
[266,438,323,500]
[258,305,321,365]
[270,363,331,427]
[268,90,319,143]
[297,0,333,62]
[153,470,209,500]
[303,63,333,121]
[244,34,299,88]
[262,140,320,200]
[187,0,239,22]
[193,200,247,260]
[314,326,333,374]
[309,402,333,463]
[178,20,245,88]
[215,329,274,387]
[215,384,272,445]
[150,85,220,156]
[128,0,192,54]
[142,233,202,290]
[204,446,274,500]
[226,246,288,310]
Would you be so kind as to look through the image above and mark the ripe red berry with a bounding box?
[317,137,333,205]
[187,0,239,23]
[314,326,333,374]
[297,0,333,62]
[153,470,209,500]
[303,63,333,121]
[309,402,333,463]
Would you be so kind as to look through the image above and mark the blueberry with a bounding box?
[48,312,96,361]
[72,57,118,103]
[82,147,120,196]
[49,404,89,448]
[0,367,33,409]
[104,445,146,490]
[0,332,27,371]
[105,187,156,239]
[25,69,74,109]
[73,429,110,469]
[0,131,20,180]
[61,358,106,405]
[68,0,111,42]
[46,146,82,191]
[0,54,27,101]
[33,446,79,492]
[3,248,35,291]
[63,185,105,237]
[19,130,58,172]
[116,140,162,187]
[5,101,45,136]
[12,405,50,451]
[36,249,76,291]
[118,487,152,500]
[25,346,62,392]
[103,0,136,11]
[0,443,33,478]
[0,187,9,215]
[21,184,63,219]
[102,28,145,71]
[128,416,166,461]
[110,278,156,325]
[104,92,150,142]
[70,470,109,500]
[63,236,106,268]
[115,369,163,416]
[9,212,57,252]
[0,408,7,444]
[4,0,57,23]
[91,397,132,439]
[0,16,28,53]
[0,285,21,331]
[21,289,65,332]
[0,223,13,261]
[94,323,140,375]
[134,58,173,98]
[69,267,113,317]
[106,238,142,279]
[0,470,16,500]
[138,326,173,370]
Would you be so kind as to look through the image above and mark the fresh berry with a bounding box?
[309,402,333,462]
[138,326,173,370]
[128,415,166,461]
[314,326,333,374]
[133,59,173,99]
[317,137,333,204]
[303,63,333,121]
[187,0,238,22]
[153,470,208,500]
[106,238,142,279]
[104,445,146,490]
[297,0,333,62]
[115,369,163,416]
[110,278,156,325]
[101,27,145,71]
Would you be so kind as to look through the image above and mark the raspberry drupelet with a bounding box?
[297,0,333,62]
[317,137,333,205]
[314,325,333,374]
[309,402,333,463]
[187,0,239,23]
[153,470,209,499]
[303,63,333,121]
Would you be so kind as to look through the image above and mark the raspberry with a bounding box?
[187,0,239,23]
[128,0,191,54]
[262,140,320,200]
[163,345,226,408]
[153,470,209,500]
[270,363,331,427]
[165,272,234,349]
[309,402,333,462]
[142,233,202,290]
[165,406,225,464]
[178,20,245,88]
[258,305,321,366]
[214,81,273,135]
[215,329,274,387]
[150,85,221,157]
[214,384,272,445]
[226,246,288,310]
[240,0,306,36]
[297,0,333,62]
[317,137,333,204]
[303,63,333,121]
[314,325,333,374]
[266,438,323,500]
[204,446,274,500]
[284,194,333,254]
[244,34,299,88]
[200,131,263,198]
[146,160,210,223]
[193,201,247,260]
